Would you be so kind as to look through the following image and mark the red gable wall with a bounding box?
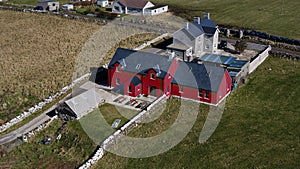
[108,58,231,105]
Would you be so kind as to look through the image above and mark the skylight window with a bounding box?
[136,64,141,69]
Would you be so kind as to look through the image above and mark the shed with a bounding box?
[58,88,104,120]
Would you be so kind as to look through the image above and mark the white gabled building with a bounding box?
[112,0,167,15]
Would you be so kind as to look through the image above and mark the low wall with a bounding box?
[78,95,166,169]
[0,73,90,133]
[134,33,171,50]
[249,45,271,74]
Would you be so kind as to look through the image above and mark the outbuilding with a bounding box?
[37,0,59,11]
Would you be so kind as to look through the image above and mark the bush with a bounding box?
[235,40,247,54]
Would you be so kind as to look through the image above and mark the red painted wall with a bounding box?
[163,59,178,98]
[171,84,213,104]
[214,70,232,103]
[108,59,231,105]
[127,83,141,97]
[141,69,163,97]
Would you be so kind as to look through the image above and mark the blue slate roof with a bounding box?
[108,48,173,79]
[130,76,141,86]
[179,17,217,39]
[199,18,217,28]
[184,23,204,39]
[172,61,226,92]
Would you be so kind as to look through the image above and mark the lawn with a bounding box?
[151,0,300,39]
[93,56,300,168]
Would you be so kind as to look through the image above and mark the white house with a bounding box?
[144,5,168,16]
[97,0,113,7]
[62,4,74,10]
[167,13,219,61]
[38,0,59,11]
[112,0,154,15]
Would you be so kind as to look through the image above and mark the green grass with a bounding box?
[0,120,97,169]
[0,103,138,168]
[151,0,300,39]
[79,104,139,143]
[93,56,300,168]
[0,90,71,136]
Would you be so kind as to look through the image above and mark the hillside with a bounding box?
[151,0,300,39]
[0,10,99,122]
[94,57,300,168]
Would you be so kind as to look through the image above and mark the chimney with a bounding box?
[204,12,210,19]
[193,17,200,24]
[183,22,189,29]
[169,51,175,60]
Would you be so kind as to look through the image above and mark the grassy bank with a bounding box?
[0,10,98,121]
[93,56,300,168]
[0,103,139,168]
[152,0,300,39]
[0,119,96,169]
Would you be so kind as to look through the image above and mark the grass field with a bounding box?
[7,0,70,6]
[151,0,300,39]
[93,56,300,168]
[0,10,98,122]
[0,10,157,123]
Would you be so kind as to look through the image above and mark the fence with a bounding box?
[249,45,271,74]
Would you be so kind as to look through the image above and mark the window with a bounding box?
[128,86,132,93]
[205,45,209,49]
[198,90,203,97]
[166,86,169,93]
[179,85,184,93]
[150,73,155,79]
[116,78,120,85]
[205,91,209,99]
[136,64,141,70]
[168,73,171,79]
[116,65,120,72]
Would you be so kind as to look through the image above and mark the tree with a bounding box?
[235,40,247,54]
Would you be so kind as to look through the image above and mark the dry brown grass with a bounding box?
[0,10,160,122]
[0,10,98,121]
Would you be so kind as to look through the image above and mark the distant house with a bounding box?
[108,48,231,105]
[61,4,74,10]
[112,0,167,15]
[38,0,59,11]
[167,13,219,61]
[97,0,114,7]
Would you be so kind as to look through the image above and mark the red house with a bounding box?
[108,48,232,105]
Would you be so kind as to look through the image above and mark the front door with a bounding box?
[149,86,156,96]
